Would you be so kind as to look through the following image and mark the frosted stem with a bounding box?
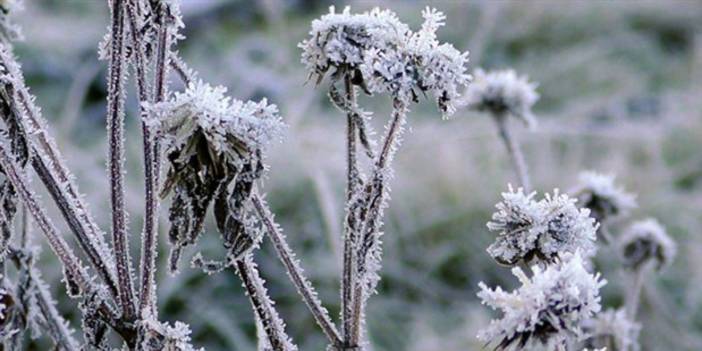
[251,192,342,346]
[626,261,651,319]
[235,255,297,351]
[494,114,531,192]
[349,98,408,346]
[105,0,136,321]
[340,74,360,347]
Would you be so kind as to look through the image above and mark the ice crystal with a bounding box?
[619,218,676,271]
[147,80,284,271]
[463,68,539,127]
[138,319,203,351]
[487,186,598,266]
[478,252,605,350]
[582,308,641,351]
[574,171,637,222]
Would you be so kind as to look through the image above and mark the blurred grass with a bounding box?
[10,0,702,349]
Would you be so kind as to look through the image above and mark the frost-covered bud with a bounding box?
[299,6,409,85]
[478,252,605,350]
[582,308,641,351]
[573,171,637,223]
[138,319,202,351]
[147,80,285,271]
[487,186,597,266]
[463,69,539,127]
[618,218,676,271]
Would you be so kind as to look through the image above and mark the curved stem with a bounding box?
[494,115,531,192]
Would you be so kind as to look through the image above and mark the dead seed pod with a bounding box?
[619,218,676,271]
[146,80,284,272]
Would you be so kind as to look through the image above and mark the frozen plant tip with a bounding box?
[477,252,605,350]
[582,308,641,351]
[463,68,539,127]
[618,218,676,271]
[573,171,637,223]
[147,79,285,271]
[487,186,598,266]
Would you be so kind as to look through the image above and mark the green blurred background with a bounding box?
[11,0,702,349]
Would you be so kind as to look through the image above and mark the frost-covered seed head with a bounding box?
[574,171,637,223]
[478,252,605,350]
[0,0,22,43]
[487,186,598,266]
[619,218,676,271]
[138,319,203,351]
[463,69,538,127]
[582,308,641,351]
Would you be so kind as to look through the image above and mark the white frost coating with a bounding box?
[573,171,637,221]
[618,218,676,271]
[139,318,203,351]
[146,79,285,158]
[582,308,641,351]
[477,252,605,350]
[463,68,539,127]
[487,186,598,266]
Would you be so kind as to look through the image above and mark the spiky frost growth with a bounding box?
[138,319,203,351]
[361,7,470,117]
[463,68,539,127]
[0,0,22,43]
[618,218,676,271]
[147,79,285,271]
[487,186,598,266]
[582,308,641,351]
[477,253,605,350]
[574,171,637,223]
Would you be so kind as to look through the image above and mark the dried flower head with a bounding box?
[463,69,539,127]
[487,186,598,266]
[299,6,409,86]
[147,80,285,271]
[582,308,641,351]
[574,171,637,223]
[478,252,605,350]
[619,218,676,271]
[138,319,202,351]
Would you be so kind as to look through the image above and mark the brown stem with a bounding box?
[252,192,342,347]
[106,0,136,321]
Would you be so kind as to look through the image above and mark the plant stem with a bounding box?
[235,255,296,351]
[251,192,342,347]
[349,97,408,346]
[105,0,136,322]
[341,74,359,347]
[626,261,651,319]
[494,114,531,192]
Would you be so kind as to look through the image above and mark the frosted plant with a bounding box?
[581,308,641,351]
[487,186,598,266]
[0,0,21,43]
[478,252,605,350]
[302,6,469,349]
[463,68,538,191]
[138,319,202,351]
[146,79,285,272]
[573,172,637,241]
[618,218,676,272]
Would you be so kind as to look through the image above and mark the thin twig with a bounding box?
[251,192,342,346]
[105,0,136,321]
[494,115,531,192]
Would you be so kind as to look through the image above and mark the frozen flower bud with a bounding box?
[478,252,605,350]
[360,7,470,117]
[487,186,597,266]
[463,69,539,128]
[618,218,676,271]
[581,308,641,351]
[138,319,203,351]
[573,171,637,223]
[299,6,409,86]
[147,80,285,272]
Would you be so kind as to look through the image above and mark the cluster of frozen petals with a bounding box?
[299,6,470,117]
[463,69,539,127]
[146,79,285,162]
[573,171,637,222]
[478,253,605,350]
[487,185,598,266]
[618,218,676,271]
